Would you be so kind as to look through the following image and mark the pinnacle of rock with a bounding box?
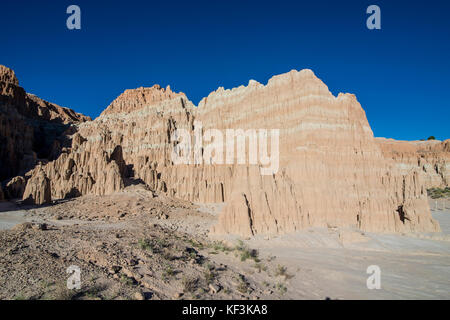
[101,84,186,116]
[0,65,19,85]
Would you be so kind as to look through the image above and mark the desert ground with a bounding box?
[0,185,449,300]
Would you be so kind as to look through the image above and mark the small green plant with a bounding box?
[234,240,259,262]
[41,280,55,289]
[236,275,250,294]
[156,238,169,248]
[239,250,251,261]
[212,241,232,252]
[138,239,155,252]
[188,251,197,260]
[275,265,287,276]
[204,270,215,284]
[162,265,176,280]
[276,283,287,294]
[187,239,204,250]
[274,264,294,279]
[237,281,249,294]
[182,276,198,293]
[120,274,135,286]
[204,263,216,284]
[235,240,245,251]
[253,262,267,273]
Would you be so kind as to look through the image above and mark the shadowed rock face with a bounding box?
[1,65,447,235]
[0,65,91,183]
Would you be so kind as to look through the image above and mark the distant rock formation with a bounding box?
[0,65,447,234]
[376,138,449,188]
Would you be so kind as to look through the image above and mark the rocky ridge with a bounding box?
[1,65,448,236]
[0,65,90,186]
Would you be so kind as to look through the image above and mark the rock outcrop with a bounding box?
[199,70,441,235]
[1,65,447,236]
[5,176,26,199]
[0,65,90,183]
[22,168,51,205]
[376,138,450,188]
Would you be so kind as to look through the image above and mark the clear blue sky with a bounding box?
[1,0,449,140]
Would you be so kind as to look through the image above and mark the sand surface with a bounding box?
[0,191,449,300]
[241,210,450,299]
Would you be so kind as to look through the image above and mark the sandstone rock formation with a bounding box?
[1,65,447,236]
[376,138,450,188]
[0,65,90,183]
[200,71,442,235]
[4,176,26,199]
[22,168,51,205]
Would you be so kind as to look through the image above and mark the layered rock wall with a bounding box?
[198,70,440,235]
[376,138,450,188]
[1,65,446,235]
[0,65,90,183]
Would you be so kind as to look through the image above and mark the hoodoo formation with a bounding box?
[0,65,448,236]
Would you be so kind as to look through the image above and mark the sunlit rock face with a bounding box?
[198,70,441,235]
[3,65,444,235]
[376,138,450,189]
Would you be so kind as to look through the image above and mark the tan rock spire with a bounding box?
[22,168,52,205]
[0,65,19,85]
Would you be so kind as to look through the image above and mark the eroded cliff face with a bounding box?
[1,65,446,236]
[0,65,90,185]
[376,138,450,189]
[28,85,195,200]
[198,70,440,235]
